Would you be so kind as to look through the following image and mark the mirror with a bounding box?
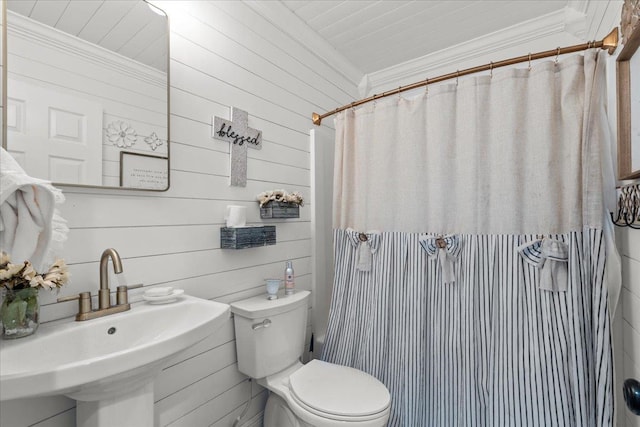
[3,0,170,190]
[617,0,640,180]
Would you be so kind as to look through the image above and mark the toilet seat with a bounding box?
[287,360,390,422]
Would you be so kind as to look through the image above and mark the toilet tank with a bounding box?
[230,290,310,379]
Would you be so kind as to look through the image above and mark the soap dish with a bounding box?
[143,289,184,304]
[144,286,174,297]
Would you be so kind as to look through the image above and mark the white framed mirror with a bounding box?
[2,0,170,190]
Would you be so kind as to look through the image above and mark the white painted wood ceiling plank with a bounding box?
[326,1,422,44]
[281,0,572,75]
[310,1,377,34]
[7,0,36,16]
[7,0,167,73]
[374,0,565,71]
[294,1,342,21]
[334,1,474,72]
[55,0,103,36]
[78,0,137,45]
[328,0,450,47]
[357,1,517,68]
[281,0,311,13]
[100,1,153,52]
[30,0,70,27]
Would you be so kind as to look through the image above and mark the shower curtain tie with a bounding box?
[346,228,381,272]
[517,238,569,292]
[419,235,462,284]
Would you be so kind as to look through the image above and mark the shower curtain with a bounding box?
[321,51,617,427]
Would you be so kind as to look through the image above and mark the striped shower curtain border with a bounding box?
[322,229,612,427]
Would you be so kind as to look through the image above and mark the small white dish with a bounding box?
[144,286,174,298]
[143,289,184,304]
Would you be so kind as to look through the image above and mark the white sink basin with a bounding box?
[0,295,229,426]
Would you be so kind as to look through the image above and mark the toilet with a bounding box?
[230,290,391,427]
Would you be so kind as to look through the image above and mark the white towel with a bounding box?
[0,148,68,270]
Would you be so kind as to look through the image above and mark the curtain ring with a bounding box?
[350,102,355,112]
[489,62,493,78]
[372,94,377,106]
[456,70,460,86]
[425,78,429,94]
[528,53,532,70]
[555,47,560,65]
[397,86,402,101]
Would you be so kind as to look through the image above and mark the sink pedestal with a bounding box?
[76,380,154,427]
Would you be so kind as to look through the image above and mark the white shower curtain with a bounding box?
[321,51,617,426]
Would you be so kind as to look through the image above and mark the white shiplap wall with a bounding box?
[617,228,640,427]
[0,1,357,425]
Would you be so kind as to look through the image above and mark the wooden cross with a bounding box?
[212,107,262,187]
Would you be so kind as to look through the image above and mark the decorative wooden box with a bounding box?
[220,226,276,249]
[260,201,300,219]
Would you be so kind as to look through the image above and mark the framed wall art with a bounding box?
[120,152,169,190]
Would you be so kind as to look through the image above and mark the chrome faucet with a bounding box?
[99,248,123,309]
[58,248,141,321]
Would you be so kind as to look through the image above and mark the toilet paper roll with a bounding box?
[225,205,247,228]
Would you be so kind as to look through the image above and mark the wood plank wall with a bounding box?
[617,228,640,427]
[0,1,355,425]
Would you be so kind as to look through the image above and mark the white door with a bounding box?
[7,79,103,185]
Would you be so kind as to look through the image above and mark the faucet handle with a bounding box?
[116,284,143,305]
[57,292,92,315]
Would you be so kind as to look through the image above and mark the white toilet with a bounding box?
[230,290,391,427]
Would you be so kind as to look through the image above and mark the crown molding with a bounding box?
[568,0,590,16]
[7,11,166,88]
[361,7,587,96]
[243,0,364,88]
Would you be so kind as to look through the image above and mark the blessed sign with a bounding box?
[212,107,262,187]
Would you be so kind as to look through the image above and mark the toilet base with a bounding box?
[264,392,313,427]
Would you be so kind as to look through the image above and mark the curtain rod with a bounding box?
[312,27,619,126]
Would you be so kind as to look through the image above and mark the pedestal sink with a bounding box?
[0,295,230,426]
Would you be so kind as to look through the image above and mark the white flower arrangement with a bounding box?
[256,190,304,207]
[0,252,69,291]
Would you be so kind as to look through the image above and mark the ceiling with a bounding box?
[6,0,168,72]
[6,1,619,82]
[281,0,570,75]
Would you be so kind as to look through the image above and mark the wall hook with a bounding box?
[611,182,640,229]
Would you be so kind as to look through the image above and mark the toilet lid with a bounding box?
[289,360,390,418]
